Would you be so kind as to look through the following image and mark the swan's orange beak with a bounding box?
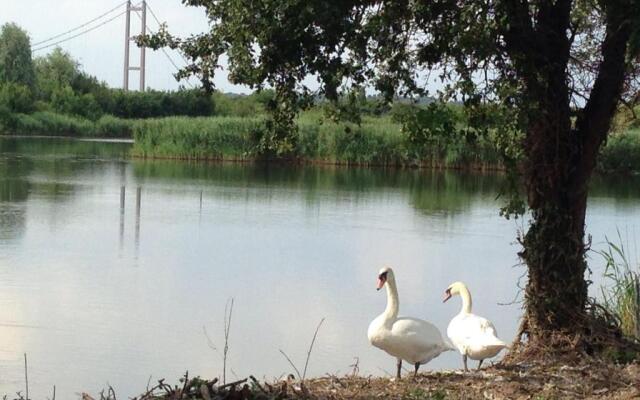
[376,277,386,290]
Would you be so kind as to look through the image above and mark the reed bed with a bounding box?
[131,116,263,160]
[132,113,502,169]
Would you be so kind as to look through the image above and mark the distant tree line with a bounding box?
[0,23,249,121]
[0,22,439,126]
[0,23,213,120]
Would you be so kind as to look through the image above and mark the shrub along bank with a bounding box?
[0,111,134,138]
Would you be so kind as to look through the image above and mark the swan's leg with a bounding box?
[477,359,484,371]
[463,355,468,372]
[396,358,402,379]
[414,362,420,378]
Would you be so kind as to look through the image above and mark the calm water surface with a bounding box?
[0,137,639,398]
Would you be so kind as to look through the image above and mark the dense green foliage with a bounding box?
[0,81,34,113]
[599,129,640,174]
[0,23,35,89]
[212,90,274,117]
[30,48,215,120]
[98,89,214,119]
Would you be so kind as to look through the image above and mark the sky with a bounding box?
[0,0,253,93]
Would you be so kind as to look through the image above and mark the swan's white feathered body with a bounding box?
[368,315,451,365]
[447,312,506,360]
[368,267,451,378]
[444,281,507,370]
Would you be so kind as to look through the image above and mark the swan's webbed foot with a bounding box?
[463,355,468,372]
[477,359,484,371]
[396,358,402,380]
[414,362,420,379]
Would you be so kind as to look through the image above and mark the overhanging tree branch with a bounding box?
[576,2,633,171]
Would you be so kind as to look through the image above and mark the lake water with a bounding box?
[0,136,639,398]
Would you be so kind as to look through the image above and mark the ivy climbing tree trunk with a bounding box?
[520,152,591,340]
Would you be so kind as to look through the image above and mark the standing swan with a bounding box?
[443,281,507,371]
[367,267,451,379]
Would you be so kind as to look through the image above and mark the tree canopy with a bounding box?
[0,23,35,89]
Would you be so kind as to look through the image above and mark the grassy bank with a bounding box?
[0,111,134,138]
[2,109,640,173]
[131,113,640,172]
[131,113,503,169]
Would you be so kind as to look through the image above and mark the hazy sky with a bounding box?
[0,0,253,93]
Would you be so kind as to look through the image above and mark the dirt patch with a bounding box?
[302,362,640,399]
[80,361,640,400]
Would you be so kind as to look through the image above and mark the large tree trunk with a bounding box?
[520,128,591,339]
[500,0,634,350]
[522,198,589,338]
[518,82,592,341]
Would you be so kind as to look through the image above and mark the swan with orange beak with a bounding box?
[443,281,508,371]
[367,267,451,379]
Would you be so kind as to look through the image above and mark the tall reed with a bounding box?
[599,233,640,339]
[132,116,263,160]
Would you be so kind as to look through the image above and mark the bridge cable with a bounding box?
[32,1,127,47]
[134,5,195,88]
[32,9,129,52]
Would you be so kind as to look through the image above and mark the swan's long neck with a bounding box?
[382,275,399,323]
[459,285,472,314]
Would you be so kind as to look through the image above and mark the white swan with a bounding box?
[367,267,451,379]
[443,281,507,371]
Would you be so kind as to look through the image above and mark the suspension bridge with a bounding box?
[28,0,197,91]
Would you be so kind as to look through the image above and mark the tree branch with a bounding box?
[575,2,633,170]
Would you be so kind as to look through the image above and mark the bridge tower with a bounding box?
[123,0,146,91]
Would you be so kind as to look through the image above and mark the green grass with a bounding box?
[599,232,640,340]
[131,112,502,168]
[132,116,264,160]
[0,111,134,138]
[296,114,408,165]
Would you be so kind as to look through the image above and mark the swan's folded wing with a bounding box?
[477,316,498,336]
[469,315,507,347]
[449,314,503,344]
[392,317,447,347]
[389,317,451,363]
